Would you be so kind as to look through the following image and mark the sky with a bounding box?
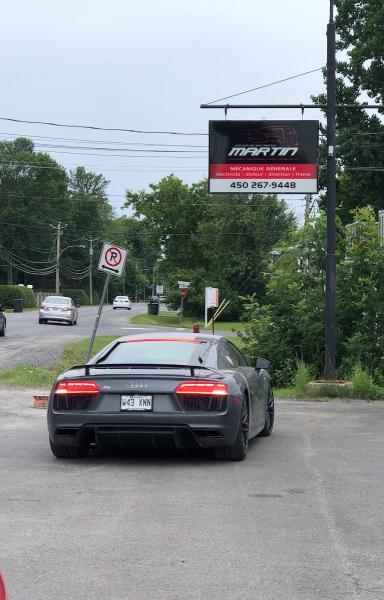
[0,0,330,221]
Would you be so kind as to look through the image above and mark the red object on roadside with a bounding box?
[0,571,7,600]
[193,324,200,333]
[180,288,186,300]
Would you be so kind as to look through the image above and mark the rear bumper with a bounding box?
[40,310,72,322]
[48,409,240,449]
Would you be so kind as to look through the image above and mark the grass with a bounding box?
[131,311,244,331]
[0,336,117,389]
[4,307,37,313]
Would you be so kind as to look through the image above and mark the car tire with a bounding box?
[113,307,116,310]
[214,397,249,461]
[38,318,44,324]
[49,439,89,459]
[0,323,5,337]
[257,385,274,437]
[68,319,74,326]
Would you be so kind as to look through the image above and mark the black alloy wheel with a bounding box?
[214,396,249,461]
[258,385,274,437]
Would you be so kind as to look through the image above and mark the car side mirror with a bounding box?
[256,357,270,370]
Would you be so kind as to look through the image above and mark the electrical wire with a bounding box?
[0,131,207,147]
[203,67,324,105]
[32,143,207,154]
[0,117,207,136]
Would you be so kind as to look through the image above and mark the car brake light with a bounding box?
[63,307,71,312]
[175,381,228,396]
[54,381,100,395]
[41,304,47,309]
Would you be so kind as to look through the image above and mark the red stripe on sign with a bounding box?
[210,164,317,179]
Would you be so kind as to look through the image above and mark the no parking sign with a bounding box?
[98,242,127,277]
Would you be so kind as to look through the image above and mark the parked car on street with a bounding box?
[47,332,274,461]
[0,305,6,337]
[112,295,131,310]
[39,296,78,326]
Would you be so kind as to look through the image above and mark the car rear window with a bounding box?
[44,297,70,305]
[100,339,206,365]
[115,297,129,301]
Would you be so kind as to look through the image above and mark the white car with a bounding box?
[113,295,131,310]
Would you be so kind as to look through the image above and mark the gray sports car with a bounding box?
[47,332,274,461]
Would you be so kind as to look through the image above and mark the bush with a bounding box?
[61,289,89,305]
[0,285,36,309]
[293,361,311,397]
[352,365,373,399]
[352,365,384,400]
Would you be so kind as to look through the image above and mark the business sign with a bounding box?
[205,287,219,328]
[208,120,319,194]
[98,242,127,277]
[205,287,219,309]
[178,281,190,288]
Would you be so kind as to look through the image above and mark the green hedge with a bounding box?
[61,289,90,305]
[0,285,36,309]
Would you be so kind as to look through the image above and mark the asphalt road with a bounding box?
[0,303,170,368]
[0,393,383,600]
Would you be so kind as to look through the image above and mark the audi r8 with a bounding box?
[47,333,274,461]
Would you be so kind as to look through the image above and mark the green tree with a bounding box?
[312,1,384,220]
[0,138,69,286]
[125,175,295,317]
[240,207,384,385]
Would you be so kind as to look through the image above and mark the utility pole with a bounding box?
[304,194,312,224]
[55,223,62,295]
[89,236,93,305]
[324,0,337,380]
[50,222,67,295]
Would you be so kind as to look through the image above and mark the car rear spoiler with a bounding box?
[70,363,224,378]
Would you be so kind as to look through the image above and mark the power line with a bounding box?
[204,67,324,105]
[0,131,207,147]
[32,143,207,154]
[0,161,206,170]
[0,116,207,136]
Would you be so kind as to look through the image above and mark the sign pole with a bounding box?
[324,0,336,380]
[86,274,110,362]
[180,297,184,323]
[212,312,215,335]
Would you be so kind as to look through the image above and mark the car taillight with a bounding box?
[41,304,47,309]
[54,381,100,395]
[63,307,71,312]
[175,381,228,396]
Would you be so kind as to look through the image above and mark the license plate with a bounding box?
[121,395,152,411]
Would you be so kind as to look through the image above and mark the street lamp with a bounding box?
[56,244,86,294]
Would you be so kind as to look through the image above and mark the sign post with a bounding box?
[180,288,187,322]
[205,287,219,332]
[86,243,127,361]
[178,281,190,323]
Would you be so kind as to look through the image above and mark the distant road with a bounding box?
[0,303,173,369]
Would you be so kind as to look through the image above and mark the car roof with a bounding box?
[115,331,224,344]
